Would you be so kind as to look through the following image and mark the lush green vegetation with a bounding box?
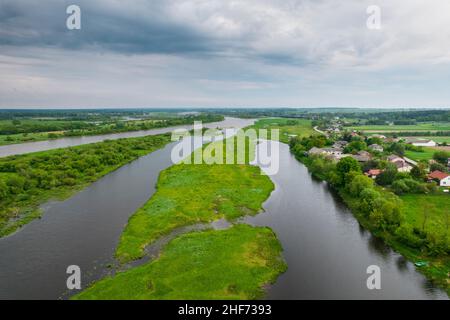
[349,123,450,132]
[0,114,224,146]
[0,134,172,237]
[250,118,315,143]
[0,119,93,135]
[413,136,450,144]
[404,148,435,162]
[288,136,449,293]
[116,137,273,263]
[401,194,449,240]
[74,224,286,300]
[75,134,285,300]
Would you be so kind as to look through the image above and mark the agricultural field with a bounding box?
[404,147,436,162]
[349,123,450,133]
[251,118,315,143]
[411,136,450,144]
[400,194,449,243]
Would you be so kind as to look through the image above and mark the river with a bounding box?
[0,129,447,299]
[0,117,252,158]
[246,140,447,299]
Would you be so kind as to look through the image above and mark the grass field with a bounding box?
[115,138,274,263]
[251,118,315,143]
[0,132,66,145]
[73,224,286,300]
[410,136,450,144]
[404,147,436,162]
[401,194,449,239]
[349,123,450,132]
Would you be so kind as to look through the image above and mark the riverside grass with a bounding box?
[115,136,272,263]
[74,224,286,300]
[75,135,285,300]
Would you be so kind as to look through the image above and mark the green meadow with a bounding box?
[404,147,436,162]
[74,224,286,300]
[115,136,273,263]
[349,123,450,132]
[75,136,285,300]
[250,118,316,143]
[401,194,449,240]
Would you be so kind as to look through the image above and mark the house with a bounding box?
[387,155,412,173]
[365,169,382,179]
[368,144,383,152]
[428,170,450,187]
[351,150,372,163]
[403,157,418,167]
[333,141,348,149]
[307,147,348,161]
[385,137,400,143]
[371,134,387,139]
[404,138,437,147]
[308,147,326,156]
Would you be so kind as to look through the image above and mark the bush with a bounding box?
[348,174,374,197]
[433,151,450,164]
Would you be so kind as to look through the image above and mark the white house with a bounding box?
[442,176,450,187]
[405,138,437,147]
[428,171,450,187]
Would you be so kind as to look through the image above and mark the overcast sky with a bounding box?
[1,0,450,109]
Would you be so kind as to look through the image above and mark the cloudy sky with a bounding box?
[1,0,450,109]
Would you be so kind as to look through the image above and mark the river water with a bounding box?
[0,117,252,158]
[246,141,447,299]
[0,127,447,299]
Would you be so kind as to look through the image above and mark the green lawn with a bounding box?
[401,194,449,239]
[404,148,436,162]
[412,136,450,144]
[251,118,315,143]
[73,224,286,300]
[349,123,450,132]
[115,139,274,262]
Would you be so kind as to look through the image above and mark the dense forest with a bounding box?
[0,134,172,237]
[0,113,223,135]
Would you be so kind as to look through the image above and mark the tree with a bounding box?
[344,141,367,154]
[348,174,374,197]
[410,164,427,181]
[430,162,446,172]
[375,163,398,186]
[389,143,406,157]
[366,137,383,146]
[433,151,450,164]
[336,157,361,186]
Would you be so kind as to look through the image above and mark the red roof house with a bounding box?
[428,170,449,181]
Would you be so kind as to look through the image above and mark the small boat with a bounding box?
[414,261,428,267]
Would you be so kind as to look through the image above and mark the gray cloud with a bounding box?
[1,1,450,108]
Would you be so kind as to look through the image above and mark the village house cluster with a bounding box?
[306,129,450,189]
